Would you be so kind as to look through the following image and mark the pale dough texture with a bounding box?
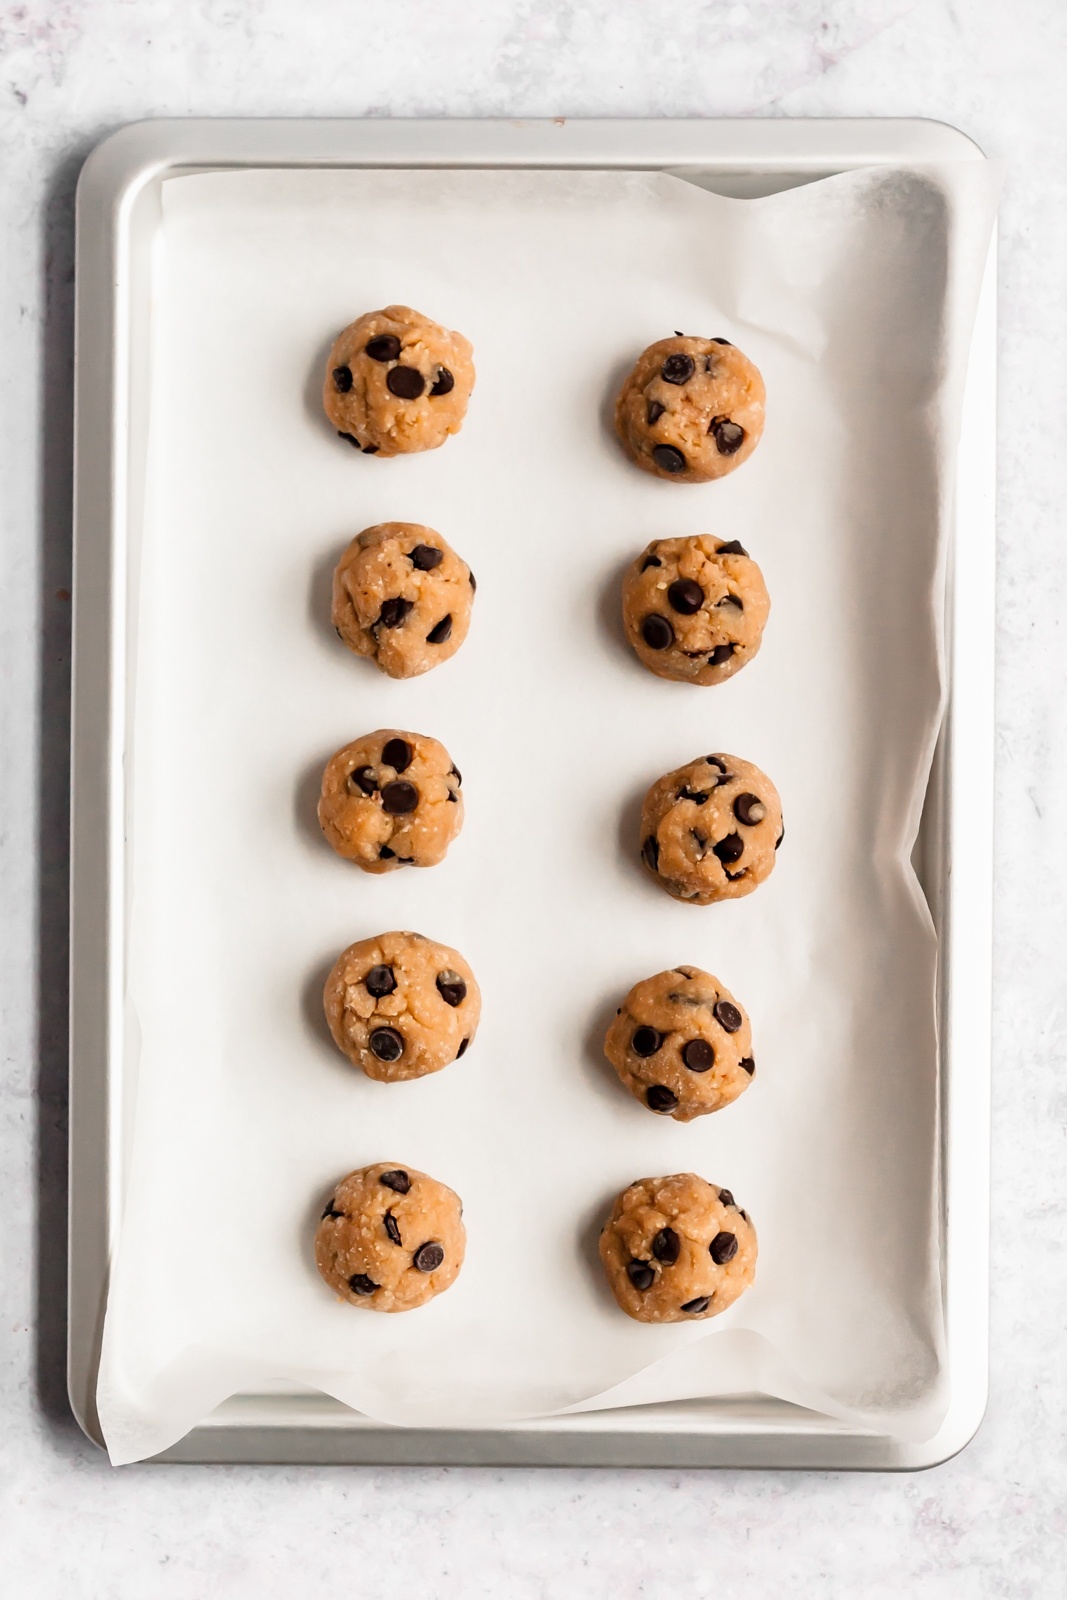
[604,965,755,1121]
[622,535,770,686]
[324,930,481,1083]
[323,305,474,457]
[641,752,783,904]
[318,729,463,873]
[614,335,765,484]
[600,1173,757,1323]
[315,1162,465,1313]
[332,522,475,680]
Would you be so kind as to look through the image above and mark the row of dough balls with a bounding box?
[331,523,771,689]
[323,932,754,1123]
[323,305,765,484]
[315,1162,756,1324]
[318,731,784,902]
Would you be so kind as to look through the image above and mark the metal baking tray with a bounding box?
[69,116,994,1468]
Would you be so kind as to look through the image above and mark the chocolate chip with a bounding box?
[652,1227,681,1265]
[469,571,477,591]
[379,1170,411,1193]
[366,334,401,362]
[379,845,396,859]
[733,792,766,826]
[349,765,377,796]
[447,791,458,804]
[332,365,353,392]
[369,1026,403,1062]
[718,1188,735,1207]
[740,1209,749,1222]
[436,970,467,1007]
[646,1085,678,1113]
[661,353,695,385]
[682,1038,714,1073]
[652,444,686,474]
[381,780,419,814]
[338,431,362,448]
[378,597,413,629]
[647,400,665,425]
[450,766,462,786]
[631,1026,661,1058]
[430,366,454,396]
[627,1259,655,1291]
[710,416,745,455]
[724,866,748,882]
[320,1201,344,1220]
[362,444,380,455]
[681,1295,710,1313]
[667,578,704,614]
[641,554,663,571]
[410,544,443,570]
[717,592,744,609]
[641,835,660,873]
[678,788,709,805]
[456,1037,469,1058]
[427,614,453,644]
[641,614,674,650]
[709,1231,738,1264]
[383,1211,402,1246]
[740,1056,755,1076]
[705,756,730,781]
[711,337,733,346]
[775,826,785,851]
[387,365,425,399]
[365,964,397,998]
[413,1241,444,1273]
[712,833,744,865]
[709,644,736,666]
[713,1000,743,1033]
[348,1273,378,1295]
[382,737,413,772]
[716,539,748,556]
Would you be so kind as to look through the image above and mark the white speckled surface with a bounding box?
[2,2,1065,1594]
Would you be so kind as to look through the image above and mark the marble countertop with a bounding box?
[1,2,1064,1594]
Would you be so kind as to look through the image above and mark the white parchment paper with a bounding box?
[95,162,999,1464]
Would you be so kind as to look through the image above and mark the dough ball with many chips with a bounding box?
[615,334,765,483]
[622,535,769,686]
[600,1173,757,1323]
[324,930,480,1083]
[332,522,475,680]
[318,729,463,873]
[604,965,755,1121]
[323,305,474,457]
[640,752,782,904]
[315,1162,465,1313]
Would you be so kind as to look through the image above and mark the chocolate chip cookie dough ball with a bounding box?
[600,1174,756,1323]
[316,1163,466,1313]
[604,966,755,1121]
[614,335,765,483]
[318,730,463,873]
[640,753,782,904]
[324,930,480,1083]
[623,536,769,686]
[323,305,474,457]
[332,523,475,680]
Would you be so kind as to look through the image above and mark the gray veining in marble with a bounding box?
[1,1,1065,1594]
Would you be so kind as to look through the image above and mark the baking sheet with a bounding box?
[94,163,999,1465]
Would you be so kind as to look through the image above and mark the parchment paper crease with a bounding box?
[94,162,999,1464]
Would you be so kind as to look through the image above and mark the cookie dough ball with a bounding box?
[323,306,474,457]
[600,1174,756,1323]
[332,523,475,680]
[623,536,769,686]
[640,753,782,904]
[604,966,755,1121]
[318,730,463,873]
[324,930,480,1083]
[614,335,765,484]
[315,1163,465,1313]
